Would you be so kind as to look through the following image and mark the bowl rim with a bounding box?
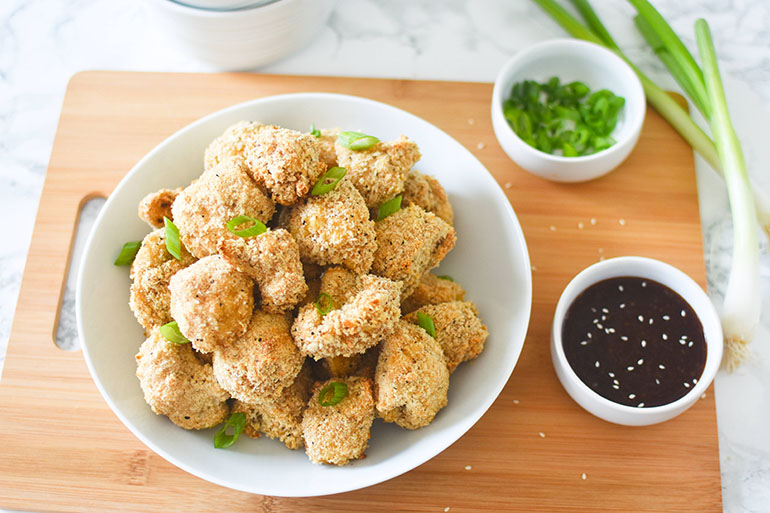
[75,91,533,496]
[150,0,292,17]
[491,38,646,164]
[551,256,722,419]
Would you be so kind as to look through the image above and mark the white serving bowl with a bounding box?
[143,0,335,70]
[171,0,276,11]
[77,93,532,496]
[551,256,722,426]
[491,39,646,183]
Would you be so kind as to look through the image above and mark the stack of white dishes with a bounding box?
[143,0,335,70]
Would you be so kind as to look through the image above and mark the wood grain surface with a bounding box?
[0,71,721,512]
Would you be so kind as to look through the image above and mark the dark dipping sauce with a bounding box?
[562,277,706,408]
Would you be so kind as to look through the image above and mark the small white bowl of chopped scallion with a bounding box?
[491,39,645,183]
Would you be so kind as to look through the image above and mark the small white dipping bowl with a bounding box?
[551,256,722,426]
[491,39,646,183]
[143,0,335,70]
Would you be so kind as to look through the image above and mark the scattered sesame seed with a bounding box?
[597,323,604,329]
[608,372,615,378]
[513,399,520,404]
[662,333,668,340]
[464,465,472,470]
[662,315,670,320]
[578,222,584,229]
[637,402,645,407]
[587,333,592,339]
[581,473,587,480]
[684,382,690,388]
[627,366,634,371]
[659,364,666,370]
[628,393,636,399]
[599,256,605,261]
[468,118,475,125]
[608,328,616,333]
[618,285,624,292]
[549,225,557,231]
[642,281,647,287]
[641,340,647,347]
[648,318,654,325]
[700,393,707,399]
[619,218,626,226]
[445,507,451,512]
[531,265,537,271]
[593,318,599,324]
[602,308,609,313]
[637,359,644,365]
[655,379,660,384]
[613,379,619,385]
[612,384,620,390]
[681,309,686,317]
[692,378,698,384]
[477,142,486,150]
[598,247,604,253]
[601,315,607,321]
[621,336,628,341]
[638,315,644,322]
[688,341,693,347]
[595,361,600,368]
[539,432,546,438]
[504,181,512,189]
[679,339,686,345]
[590,218,597,225]
[591,307,597,313]
[619,303,626,309]
[580,340,588,346]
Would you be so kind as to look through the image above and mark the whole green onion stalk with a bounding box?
[531,0,765,368]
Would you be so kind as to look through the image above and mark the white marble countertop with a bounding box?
[1,0,769,511]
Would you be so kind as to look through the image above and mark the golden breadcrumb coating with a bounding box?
[204,121,266,171]
[317,128,340,168]
[138,188,183,229]
[375,320,449,429]
[129,228,196,335]
[292,270,401,359]
[318,343,380,381]
[289,179,376,274]
[371,205,456,297]
[135,329,229,430]
[302,377,375,465]
[171,160,275,259]
[217,229,308,314]
[335,135,421,208]
[401,272,466,314]
[231,361,313,450]
[402,170,453,225]
[168,255,254,353]
[212,310,304,404]
[245,126,326,206]
[404,301,488,373]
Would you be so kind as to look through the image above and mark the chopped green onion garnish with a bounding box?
[226,215,266,238]
[437,275,454,282]
[159,321,190,345]
[309,124,321,138]
[376,194,402,221]
[416,312,436,338]
[315,292,333,316]
[114,241,142,266]
[214,412,247,449]
[311,166,347,196]
[163,217,182,261]
[337,131,380,151]
[318,381,348,407]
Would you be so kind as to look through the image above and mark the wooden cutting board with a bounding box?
[0,71,721,512]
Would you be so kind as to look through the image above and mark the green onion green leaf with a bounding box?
[309,123,321,138]
[163,217,182,261]
[437,275,454,282]
[416,311,436,338]
[315,292,334,316]
[226,215,267,238]
[376,194,402,221]
[114,241,142,266]
[159,321,190,345]
[318,381,348,407]
[337,131,380,151]
[214,412,247,449]
[311,166,347,196]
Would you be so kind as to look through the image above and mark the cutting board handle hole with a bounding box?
[55,197,107,351]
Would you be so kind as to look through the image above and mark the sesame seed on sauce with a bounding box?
[562,277,706,407]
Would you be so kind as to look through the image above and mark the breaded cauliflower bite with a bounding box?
[135,329,230,429]
[375,321,449,429]
[168,255,254,353]
[335,135,421,208]
[316,128,340,168]
[245,126,326,206]
[401,272,466,314]
[213,309,303,403]
[404,301,488,373]
[371,205,457,296]
[402,170,454,225]
[302,377,375,465]
[288,179,376,274]
[204,121,265,171]
[292,268,401,359]
[171,160,275,259]
[138,187,183,229]
[231,361,313,450]
[217,228,308,314]
[130,228,196,335]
